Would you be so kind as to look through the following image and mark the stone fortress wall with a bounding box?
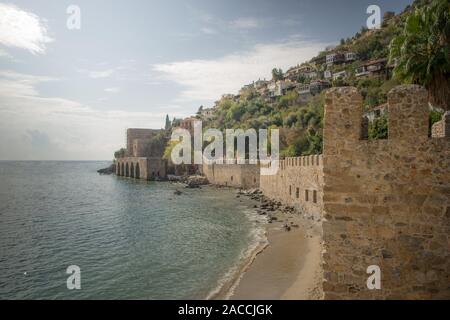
[116,128,167,180]
[202,160,260,189]
[116,157,166,180]
[321,85,450,299]
[203,85,450,299]
[259,156,324,220]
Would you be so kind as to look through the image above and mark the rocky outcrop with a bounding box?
[97,164,115,175]
[185,175,209,188]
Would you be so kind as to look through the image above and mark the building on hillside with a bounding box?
[345,52,357,62]
[326,52,345,66]
[355,58,389,78]
[200,108,214,119]
[332,70,347,80]
[285,65,317,81]
[355,65,370,77]
[309,80,331,95]
[311,55,326,66]
[284,65,303,81]
[297,80,331,97]
[297,83,311,96]
[324,70,332,79]
[268,80,296,98]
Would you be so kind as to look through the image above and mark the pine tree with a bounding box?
[165,114,171,130]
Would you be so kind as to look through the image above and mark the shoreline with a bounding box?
[209,189,323,300]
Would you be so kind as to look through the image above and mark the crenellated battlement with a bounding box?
[203,85,449,299]
[321,84,450,299]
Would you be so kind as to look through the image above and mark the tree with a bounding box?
[114,148,126,159]
[389,0,450,110]
[196,105,204,115]
[271,68,284,81]
[165,114,171,130]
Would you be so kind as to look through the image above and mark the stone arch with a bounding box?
[130,162,135,178]
[135,162,140,179]
[125,163,129,177]
[117,162,121,176]
[121,162,125,176]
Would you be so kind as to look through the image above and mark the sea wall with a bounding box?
[202,161,260,189]
[116,157,167,180]
[321,85,450,299]
[259,156,324,220]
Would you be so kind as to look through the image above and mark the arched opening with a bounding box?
[121,163,124,176]
[135,163,140,179]
[117,162,121,175]
[130,163,135,178]
[125,163,129,177]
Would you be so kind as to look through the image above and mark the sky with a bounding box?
[0,0,413,160]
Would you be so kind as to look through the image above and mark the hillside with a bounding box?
[166,0,447,159]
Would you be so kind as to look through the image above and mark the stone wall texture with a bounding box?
[202,161,260,189]
[202,85,449,299]
[126,128,159,157]
[431,111,450,138]
[116,157,167,180]
[259,156,324,220]
[321,85,450,299]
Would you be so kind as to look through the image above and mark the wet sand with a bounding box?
[229,211,323,300]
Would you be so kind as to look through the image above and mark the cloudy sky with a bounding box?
[0,0,412,160]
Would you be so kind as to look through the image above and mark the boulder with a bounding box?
[185,175,209,188]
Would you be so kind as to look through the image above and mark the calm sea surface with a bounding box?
[0,161,264,299]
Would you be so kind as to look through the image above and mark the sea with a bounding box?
[0,161,266,299]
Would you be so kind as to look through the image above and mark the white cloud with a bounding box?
[0,3,53,54]
[230,17,261,29]
[88,69,115,79]
[201,27,217,35]
[152,39,327,102]
[0,48,12,58]
[0,71,185,160]
[104,87,120,93]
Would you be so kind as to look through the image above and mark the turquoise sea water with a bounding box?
[0,161,264,299]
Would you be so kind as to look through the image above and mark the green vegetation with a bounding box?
[368,116,388,140]
[389,0,450,110]
[114,148,126,159]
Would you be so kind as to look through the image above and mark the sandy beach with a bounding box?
[209,191,324,300]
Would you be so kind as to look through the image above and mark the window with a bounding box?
[231,176,233,182]
[313,190,317,203]
[305,190,309,202]
[289,185,292,196]
[296,188,299,199]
